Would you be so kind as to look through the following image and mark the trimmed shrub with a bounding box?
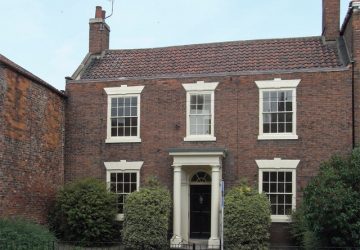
[0,218,55,250]
[122,178,171,250]
[48,178,119,245]
[302,148,360,247]
[224,185,271,250]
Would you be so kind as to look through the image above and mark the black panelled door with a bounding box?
[190,185,211,239]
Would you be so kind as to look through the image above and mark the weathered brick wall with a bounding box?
[0,65,65,224]
[0,64,5,218]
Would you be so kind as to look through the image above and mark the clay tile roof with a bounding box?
[80,36,344,80]
[0,53,66,97]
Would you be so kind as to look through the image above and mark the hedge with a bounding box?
[0,218,55,250]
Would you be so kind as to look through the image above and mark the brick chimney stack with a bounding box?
[322,0,340,41]
[89,6,110,54]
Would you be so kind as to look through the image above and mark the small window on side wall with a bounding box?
[255,78,300,140]
[182,81,219,141]
[104,85,144,143]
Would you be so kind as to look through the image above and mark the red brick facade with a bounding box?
[64,0,360,245]
[65,70,352,244]
[0,57,66,224]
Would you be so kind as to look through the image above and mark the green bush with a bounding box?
[302,148,360,247]
[122,178,171,250]
[48,178,119,245]
[290,205,320,249]
[0,218,55,250]
[224,185,271,250]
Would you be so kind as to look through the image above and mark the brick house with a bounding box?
[63,0,359,246]
[0,54,66,223]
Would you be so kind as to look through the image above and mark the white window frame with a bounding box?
[255,78,300,140]
[182,81,219,141]
[256,158,299,223]
[104,160,143,221]
[104,85,144,143]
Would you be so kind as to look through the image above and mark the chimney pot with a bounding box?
[95,6,103,18]
[102,10,106,19]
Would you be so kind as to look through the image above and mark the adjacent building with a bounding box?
[0,54,66,224]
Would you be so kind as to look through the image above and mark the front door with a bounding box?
[190,185,211,239]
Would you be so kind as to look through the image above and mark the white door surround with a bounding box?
[168,148,226,248]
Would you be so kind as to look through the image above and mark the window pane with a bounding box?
[263,172,269,182]
[278,183,284,192]
[111,128,117,136]
[118,98,124,107]
[263,123,270,133]
[286,102,292,111]
[190,95,197,105]
[270,92,277,101]
[271,205,277,215]
[285,195,292,204]
[270,183,277,192]
[278,205,285,215]
[110,183,116,192]
[263,91,270,101]
[285,113,292,122]
[278,102,285,111]
[131,127,137,136]
[286,123,292,133]
[278,195,285,204]
[118,107,124,116]
[111,98,117,107]
[285,91,292,101]
[118,127,124,136]
[124,183,130,193]
[278,113,285,122]
[124,173,130,182]
[125,97,131,106]
[271,102,278,112]
[110,173,116,182]
[270,194,277,204]
[278,123,285,133]
[279,92,285,101]
[286,172,292,182]
[124,118,130,126]
[131,183,137,192]
[111,118,117,127]
[263,114,271,123]
[278,172,284,182]
[111,108,117,117]
[263,183,269,192]
[125,107,130,116]
[270,123,277,133]
[131,173,137,182]
[131,117,138,127]
[190,104,197,114]
[285,183,292,193]
[125,127,130,136]
[131,107,137,116]
[285,205,292,215]
[131,97,137,106]
[118,183,123,193]
[270,172,277,181]
[116,182,123,193]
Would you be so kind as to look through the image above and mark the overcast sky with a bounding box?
[0,0,352,90]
